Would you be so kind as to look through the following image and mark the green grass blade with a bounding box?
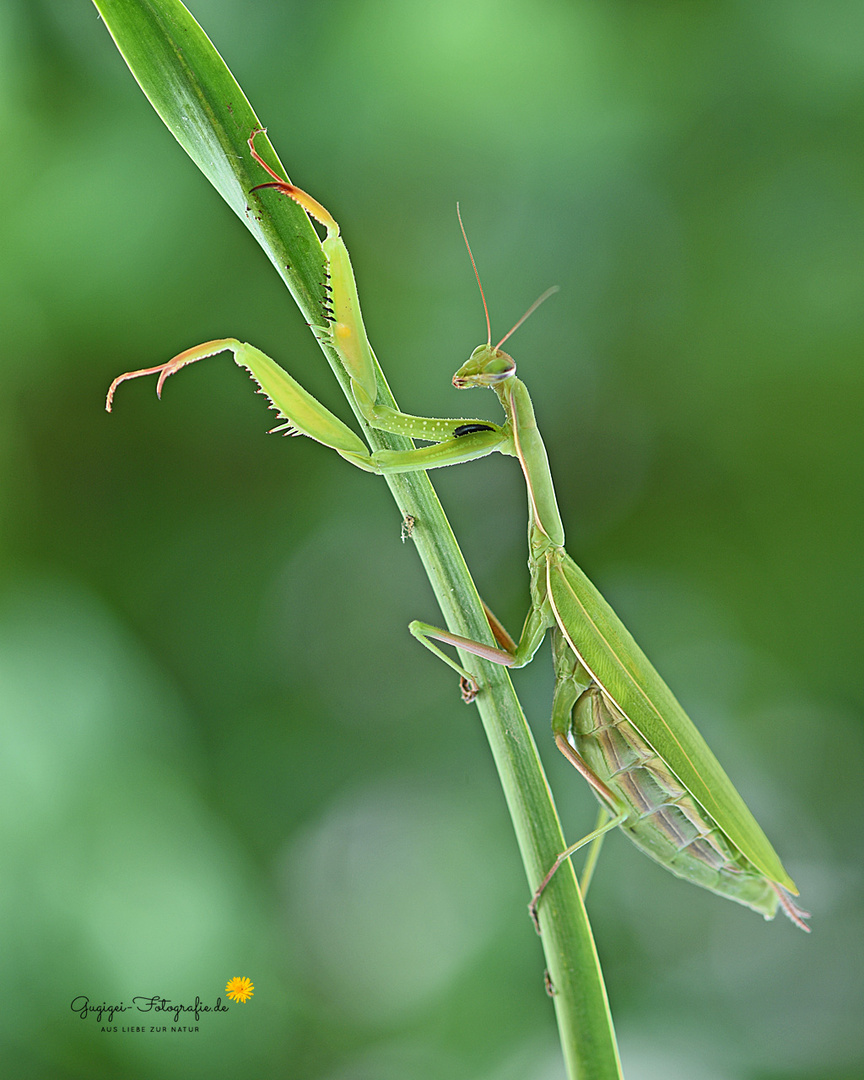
[92,0,325,323]
[92,2,623,1075]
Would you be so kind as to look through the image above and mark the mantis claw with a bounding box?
[106,339,241,412]
[460,675,479,703]
[770,883,812,932]
[106,362,172,411]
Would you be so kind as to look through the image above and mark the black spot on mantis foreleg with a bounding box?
[454,423,496,437]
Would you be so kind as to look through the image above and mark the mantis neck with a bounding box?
[496,377,566,550]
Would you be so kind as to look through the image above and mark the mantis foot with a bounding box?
[460,675,479,703]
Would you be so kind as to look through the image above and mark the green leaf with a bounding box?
[92,3,624,1075]
[92,0,325,323]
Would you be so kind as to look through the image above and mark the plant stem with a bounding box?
[93,1,623,1073]
[352,362,623,1080]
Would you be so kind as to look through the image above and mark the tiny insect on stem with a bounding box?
[400,513,415,542]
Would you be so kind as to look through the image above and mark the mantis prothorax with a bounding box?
[107,130,810,932]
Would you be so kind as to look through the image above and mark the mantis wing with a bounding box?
[547,550,797,892]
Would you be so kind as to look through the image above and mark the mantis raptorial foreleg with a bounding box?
[107,131,512,478]
[105,336,505,474]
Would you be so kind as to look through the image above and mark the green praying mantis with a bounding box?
[107,130,810,932]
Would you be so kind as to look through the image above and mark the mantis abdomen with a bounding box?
[555,636,784,919]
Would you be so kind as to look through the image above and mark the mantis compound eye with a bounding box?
[452,346,516,388]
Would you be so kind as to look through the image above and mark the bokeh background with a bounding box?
[1,1,862,1077]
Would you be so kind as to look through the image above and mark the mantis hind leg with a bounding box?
[527,727,627,928]
[579,805,612,897]
[529,801,626,930]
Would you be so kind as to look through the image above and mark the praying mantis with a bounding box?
[107,130,810,931]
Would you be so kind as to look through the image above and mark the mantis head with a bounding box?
[454,203,558,391]
[452,345,516,389]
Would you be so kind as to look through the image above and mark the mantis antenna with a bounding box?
[455,203,559,350]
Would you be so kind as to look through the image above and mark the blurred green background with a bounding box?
[1,1,862,1077]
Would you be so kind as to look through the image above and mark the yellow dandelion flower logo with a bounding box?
[225,976,254,1003]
